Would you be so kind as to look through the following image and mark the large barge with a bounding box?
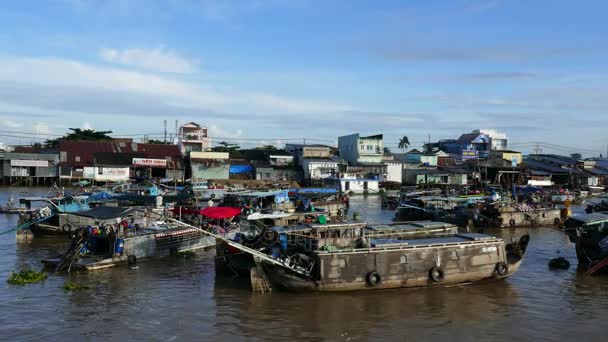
[254,223,529,292]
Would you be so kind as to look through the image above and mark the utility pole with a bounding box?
[534,143,542,155]
[175,120,178,140]
[164,120,167,143]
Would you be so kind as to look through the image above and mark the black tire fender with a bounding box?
[554,217,561,225]
[495,262,508,276]
[509,219,516,227]
[366,271,382,286]
[429,267,445,282]
[127,255,137,266]
[62,224,72,233]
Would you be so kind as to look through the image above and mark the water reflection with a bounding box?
[1,191,608,340]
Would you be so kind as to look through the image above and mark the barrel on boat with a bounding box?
[115,238,125,254]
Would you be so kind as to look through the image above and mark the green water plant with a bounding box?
[7,269,48,285]
[175,250,196,259]
[63,281,91,291]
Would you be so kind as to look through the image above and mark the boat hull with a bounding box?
[260,234,529,292]
[43,229,215,271]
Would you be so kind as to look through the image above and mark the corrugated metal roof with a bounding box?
[523,158,581,175]
[58,140,182,168]
[584,167,608,176]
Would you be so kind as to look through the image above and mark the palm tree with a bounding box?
[398,136,410,152]
[383,147,391,154]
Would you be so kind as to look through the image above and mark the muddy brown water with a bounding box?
[1,188,607,341]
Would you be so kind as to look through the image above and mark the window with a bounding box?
[60,151,67,162]
[367,145,373,151]
[75,156,80,162]
[98,167,103,175]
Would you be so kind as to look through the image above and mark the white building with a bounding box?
[475,129,508,150]
[301,159,340,180]
[325,171,380,194]
[178,122,211,155]
[384,160,403,183]
[338,133,384,165]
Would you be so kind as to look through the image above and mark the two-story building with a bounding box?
[178,122,211,155]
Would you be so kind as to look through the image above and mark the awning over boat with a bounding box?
[72,206,135,220]
[200,207,242,219]
[171,206,242,219]
[89,191,114,201]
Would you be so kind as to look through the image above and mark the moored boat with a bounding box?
[42,220,216,271]
[563,213,608,273]
[257,226,530,292]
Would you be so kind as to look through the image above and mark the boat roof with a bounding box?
[569,213,608,224]
[72,206,136,220]
[371,233,499,247]
[368,221,456,231]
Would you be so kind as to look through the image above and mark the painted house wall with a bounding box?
[338,134,360,165]
[338,133,383,165]
[255,167,299,181]
[384,162,403,183]
[0,153,60,178]
[339,179,380,193]
[190,151,230,180]
[83,167,130,181]
[302,160,339,179]
[191,163,230,180]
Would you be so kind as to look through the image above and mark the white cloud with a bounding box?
[2,119,23,128]
[82,121,93,130]
[209,125,244,139]
[33,122,52,135]
[100,47,197,74]
[0,55,348,116]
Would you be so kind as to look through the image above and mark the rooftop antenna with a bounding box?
[164,120,167,143]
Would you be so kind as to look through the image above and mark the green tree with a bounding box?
[147,139,170,144]
[256,145,278,151]
[398,136,410,152]
[213,141,241,154]
[44,128,113,148]
[383,146,391,154]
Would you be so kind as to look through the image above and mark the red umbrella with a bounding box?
[200,207,242,219]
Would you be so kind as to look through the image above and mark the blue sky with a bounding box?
[0,0,607,155]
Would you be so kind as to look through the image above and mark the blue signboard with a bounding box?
[462,150,478,160]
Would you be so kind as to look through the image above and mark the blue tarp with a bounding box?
[274,190,290,204]
[289,188,337,194]
[230,165,253,174]
[89,191,114,201]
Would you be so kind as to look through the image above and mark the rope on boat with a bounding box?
[0,215,55,236]
[585,256,608,276]
[167,218,311,277]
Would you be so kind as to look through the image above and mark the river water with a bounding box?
[1,187,607,341]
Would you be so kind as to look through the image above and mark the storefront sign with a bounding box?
[462,150,478,160]
[132,158,167,168]
[10,159,49,167]
[84,167,130,181]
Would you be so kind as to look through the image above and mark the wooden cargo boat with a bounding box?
[216,221,461,277]
[563,213,608,272]
[42,222,215,271]
[255,223,529,292]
